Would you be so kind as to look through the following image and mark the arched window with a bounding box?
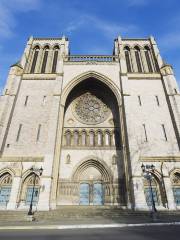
[74,131,79,146]
[134,46,143,73]
[0,173,12,206]
[97,131,103,146]
[171,172,180,206]
[41,46,49,73]
[89,131,95,146]
[81,130,87,146]
[52,46,59,73]
[143,175,160,206]
[124,46,132,72]
[65,131,71,146]
[23,174,40,206]
[144,46,153,73]
[105,131,111,146]
[30,46,40,73]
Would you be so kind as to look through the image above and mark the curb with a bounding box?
[0,222,180,230]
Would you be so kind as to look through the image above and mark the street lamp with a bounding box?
[27,166,43,216]
[141,164,158,221]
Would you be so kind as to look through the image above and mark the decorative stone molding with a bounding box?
[63,146,117,150]
[160,64,174,76]
[140,156,180,162]
[22,73,56,80]
[61,70,121,107]
[33,37,68,41]
[127,73,161,79]
[64,61,117,65]
[0,156,44,162]
[66,154,71,164]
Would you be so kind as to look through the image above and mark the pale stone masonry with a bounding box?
[0,36,180,211]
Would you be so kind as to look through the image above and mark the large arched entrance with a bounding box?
[57,76,127,206]
[72,159,112,205]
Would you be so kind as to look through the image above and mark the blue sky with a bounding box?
[0,0,180,91]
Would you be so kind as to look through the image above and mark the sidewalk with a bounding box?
[0,207,180,229]
[0,222,180,230]
[0,213,180,229]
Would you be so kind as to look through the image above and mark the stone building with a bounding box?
[0,36,180,211]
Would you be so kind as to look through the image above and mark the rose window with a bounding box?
[73,92,110,124]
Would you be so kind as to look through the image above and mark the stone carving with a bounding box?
[112,155,117,165]
[73,92,110,124]
[67,118,74,124]
[66,154,71,164]
[172,173,180,185]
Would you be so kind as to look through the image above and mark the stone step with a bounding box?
[0,207,180,223]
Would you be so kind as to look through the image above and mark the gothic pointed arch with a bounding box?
[143,171,166,207]
[20,172,40,206]
[71,156,113,182]
[170,169,180,206]
[57,70,126,206]
[61,71,121,106]
[0,172,13,206]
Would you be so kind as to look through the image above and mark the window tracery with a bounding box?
[73,92,110,125]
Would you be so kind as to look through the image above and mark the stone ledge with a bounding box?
[140,156,180,162]
[0,156,44,162]
[127,73,161,79]
[22,73,56,80]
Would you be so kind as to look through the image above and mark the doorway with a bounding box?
[79,182,103,205]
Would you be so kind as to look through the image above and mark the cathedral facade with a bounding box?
[0,36,180,211]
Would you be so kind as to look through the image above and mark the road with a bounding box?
[0,225,180,240]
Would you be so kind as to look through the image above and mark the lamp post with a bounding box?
[141,164,158,221]
[27,166,43,217]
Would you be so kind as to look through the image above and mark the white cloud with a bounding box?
[64,15,139,38]
[0,0,41,38]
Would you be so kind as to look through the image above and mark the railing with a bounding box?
[67,55,117,62]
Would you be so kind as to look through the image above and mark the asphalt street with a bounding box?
[0,225,180,240]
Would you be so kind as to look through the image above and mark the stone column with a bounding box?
[50,104,65,209]
[46,49,53,73]
[37,176,52,210]
[163,177,176,210]
[140,49,148,73]
[130,48,137,72]
[7,176,21,210]
[36,48,43,73]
